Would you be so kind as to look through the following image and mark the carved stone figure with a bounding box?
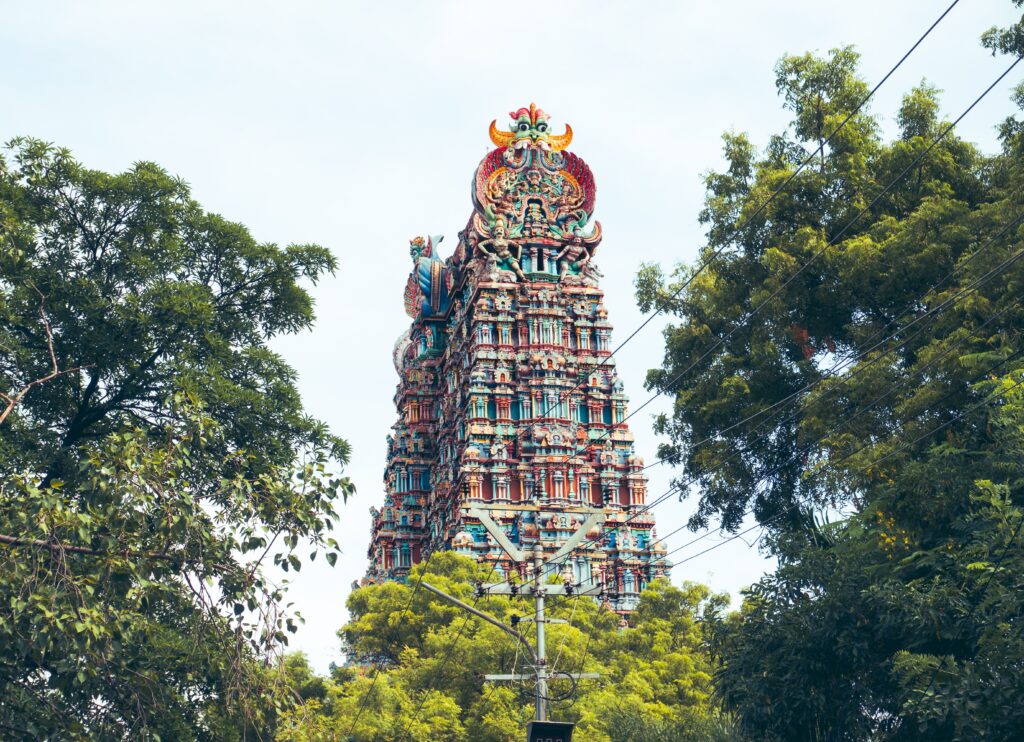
[555,227,595,277]
[476,218,526,281]
[488,103,573,152]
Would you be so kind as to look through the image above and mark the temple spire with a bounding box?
[366,108,669,612]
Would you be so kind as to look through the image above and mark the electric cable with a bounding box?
[561,615,597,710]
[585,213,1024,538]
[561,355,1022,606]
[598,54,1024,440]
[399,17,1015,724]
[507,613,525,699]
[427,1,973,599]
[528,55,1024,576]
[513,73,1024,588]
[461,0,962,464]
[569,315,1024,589]
[346,549,439,737]
[640,207,1024,473]
[546,275,1024,584]
[548,593,581,679]
[687,357,1024,690]
[380,14,1007,726]
[597,0,963,360]
[400,0,969,599]
[641,294,1023,558]
[664,352,1024,566]
[400,561,499,740]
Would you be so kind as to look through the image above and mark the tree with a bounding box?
[0,137,349,487]
[638,13,1024,740]
[276,553,740,742]
[0,139,353,737]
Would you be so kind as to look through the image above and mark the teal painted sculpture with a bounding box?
[404,234,452,319]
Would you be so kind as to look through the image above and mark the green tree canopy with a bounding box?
[638,15,1024,740]
[276,553,739,742]
[0,137,348,486]
[0,139,352,737]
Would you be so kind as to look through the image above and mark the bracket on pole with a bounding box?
[482,582,604,597]
[467,505,607,568]
[420,581,537,664]
[484,673,535,681]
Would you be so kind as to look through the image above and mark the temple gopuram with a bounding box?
[365,105,670,612]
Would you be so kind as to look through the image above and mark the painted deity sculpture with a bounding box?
[475,217,526,281]
[367,105,669,613]
[555,226,600,278]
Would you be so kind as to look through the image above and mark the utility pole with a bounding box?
[474,505,603,721]
[420,504,603,732]
[532,541,548,721]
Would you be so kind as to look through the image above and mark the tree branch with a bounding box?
[0,289,92,427]
[0,533,177,561]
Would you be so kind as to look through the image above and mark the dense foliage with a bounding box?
[0,140,352,738]
[274,553,739,742]
[637,12,1024,741]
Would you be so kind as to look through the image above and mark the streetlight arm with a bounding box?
[420,581,538,664]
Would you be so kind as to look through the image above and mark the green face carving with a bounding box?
[488,103,573,152]
[512,112,550,144]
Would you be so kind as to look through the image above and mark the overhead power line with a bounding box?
[483,51,1024,588]
[562,287,1024,583]
[666,362,1024,567]
[542,219,1024,577]
[400,561,500,739]
[562,348,1023,603]
[623,54,1024,428]
[385,3,978,725]
[641,207,1024,473]
[473,0,962,463]
[528,53,1024,577]
[346,550,439,737]
[547,205,1024,577]
[565,340,1021,597]
[555,357,1024,713]
[641,295,1023,559]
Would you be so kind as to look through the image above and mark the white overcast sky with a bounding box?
[3,1,1020,672]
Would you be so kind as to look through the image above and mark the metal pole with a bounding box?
[470,504,604,726]
[533,543,547,722]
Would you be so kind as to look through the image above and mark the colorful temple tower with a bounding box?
[366,105,670,611]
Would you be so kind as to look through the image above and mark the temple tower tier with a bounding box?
[366,105,670,612]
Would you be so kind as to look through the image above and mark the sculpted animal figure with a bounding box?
[403,234,451,318]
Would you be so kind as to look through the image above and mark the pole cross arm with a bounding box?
[483,582,604,597]
[420,581,537,664]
